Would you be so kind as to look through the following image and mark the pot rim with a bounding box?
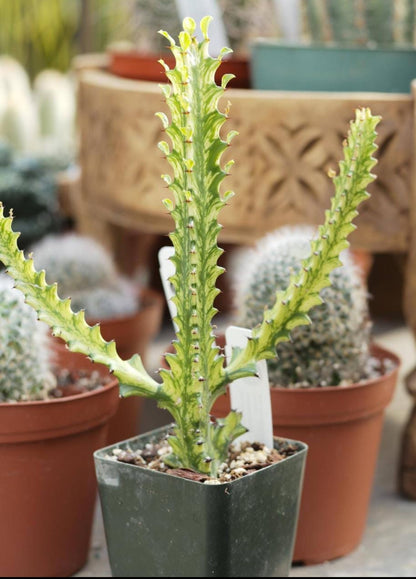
[0,377,120,443]
[108,48,250,63]
[251,39,416,54]
[0,375,118,409]
[94,423,308,487]
[268,342,400,393]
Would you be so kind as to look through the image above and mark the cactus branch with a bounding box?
[225,108,380,384]
[0,206,165,401]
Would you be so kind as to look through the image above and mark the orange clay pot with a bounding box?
[0,378,119,577]
[108,50,251,89]
[212,343,400,565]
[51,287,164,445]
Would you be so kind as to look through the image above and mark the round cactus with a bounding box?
[34,70,76,140]
[233,226,372,388]
[0,275,55,402]
[31,233,140,320]
[0,154,63,248]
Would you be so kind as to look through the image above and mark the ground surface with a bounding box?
[74,319,416,578]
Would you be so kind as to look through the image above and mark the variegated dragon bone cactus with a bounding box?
[0,17,380,477]
[233,226,371,387]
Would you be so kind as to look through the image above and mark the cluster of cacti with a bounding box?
[0,55,76,162]
[303,0,416,47]
[0,149,63,249]
[0,275,55,402]
[31,233,139,321]
[0,17,380,477]
[234,225,371,387]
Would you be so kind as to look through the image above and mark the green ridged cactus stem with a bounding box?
[234,226,371,387]
[0,17,380,477]
[0,275,54,402]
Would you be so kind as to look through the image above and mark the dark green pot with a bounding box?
[94,424,308,577]
[251,41,416,93]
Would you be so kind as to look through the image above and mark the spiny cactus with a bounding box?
[0,274,55,402]
[31,233,139,320]
[0,153,63,248]
[0,17,380,477]
[234,225,371,387]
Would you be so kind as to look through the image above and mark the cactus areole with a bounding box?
[0,17,380,477]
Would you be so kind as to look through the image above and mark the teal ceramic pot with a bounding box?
[251,41,416,93]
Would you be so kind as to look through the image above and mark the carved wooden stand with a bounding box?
[76,68,416,499]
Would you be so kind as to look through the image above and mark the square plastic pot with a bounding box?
[94,424,308,577]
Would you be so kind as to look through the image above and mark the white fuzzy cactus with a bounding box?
[0,92,39,153]
[0,57,76,159]
[31,233,139,320]
[0,56,32,100]
[233,226,371,388]
[0,275,55,402]
[33,69,76,158]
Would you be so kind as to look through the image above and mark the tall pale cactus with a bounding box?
[0,17,380,477]
[234,226,371,387]
[0,275,54,402]
[303,0,414,46]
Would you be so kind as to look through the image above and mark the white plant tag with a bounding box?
[174,0,229,56]
[158,246,177,329]
[225,326,274,449]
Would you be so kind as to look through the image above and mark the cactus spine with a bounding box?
[0,17,380,477]
[0,275,54,402]
[234,226,371,387]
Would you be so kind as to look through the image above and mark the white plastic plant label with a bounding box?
[158,246,177,328]
[225,326,274,449]
[174,0,229,56]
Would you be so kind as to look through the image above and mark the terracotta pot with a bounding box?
[212,343,400,565]
[108,49,251,89]
[0,378,119,577]
[351,248,374,284]
[51,287,165,445]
